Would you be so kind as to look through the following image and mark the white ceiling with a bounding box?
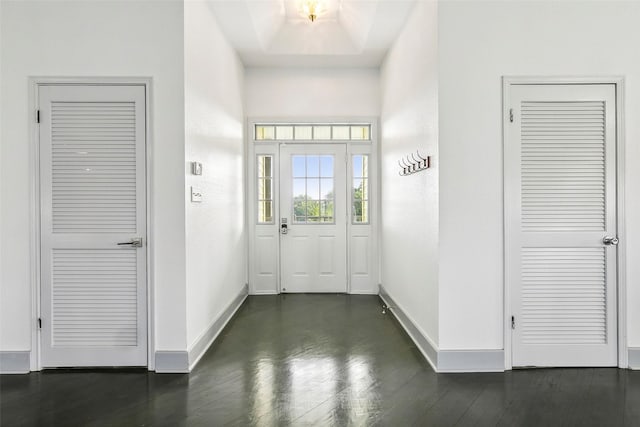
[207,0,416,67]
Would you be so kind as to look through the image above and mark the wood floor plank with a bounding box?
[1,295,638,426]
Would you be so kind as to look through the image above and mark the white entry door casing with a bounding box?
[39,85,147,367]
[506,83,618,367]
[280,144,347,293]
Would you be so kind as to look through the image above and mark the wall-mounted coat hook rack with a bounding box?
[399,150,431,176]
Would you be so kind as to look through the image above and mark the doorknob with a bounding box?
[281,218,288,235]
[603,236,619,246]
[117,237,143,248]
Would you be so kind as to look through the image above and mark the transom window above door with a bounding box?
[255,124,371,141]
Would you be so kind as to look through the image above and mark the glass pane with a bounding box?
[307,156,319,177]
[292,156,305,177]
[332,126,350,140]
[293,197,307,222]
[256,125,275,140]
[264,201,273,223]
[307,178,320,199]
[353,155,363,178]
[313,126,331,140]
[353,201,363,223]
[290,153,338,225]
[258,156,272,178]
[353,178,364,200]
[293,178,306,198]
[321,199,334,219]
[295,126,312,140]
[361,178,368,200]
[321,178,334,199]
[257,155,274,223]
[260,178,272,200]
[259,201,273,223]
[307,199,320,222]
[320,156,333,177]
[276,126,294,140]
[352,153,370,224]
[361,200,369,223]
[350,125,370,140]
[258,156,265,177]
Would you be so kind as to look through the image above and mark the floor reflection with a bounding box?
[4,295,639,426]
[287,356,338,418]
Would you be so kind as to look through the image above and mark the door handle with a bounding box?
[281,223,288,235]
[603,236,619,246]
[117,237,143,248]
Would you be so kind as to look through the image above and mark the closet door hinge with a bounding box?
[511,315,515,330]
[509,108,514,123]
[36,110,41,123]
[38,318,42,329]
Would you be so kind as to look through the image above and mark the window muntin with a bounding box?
[292,155,335,224]
[352,155,369,224]
[255,124,371,141]
[257,155,274,223]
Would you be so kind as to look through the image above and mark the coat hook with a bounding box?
[398,150,431,176]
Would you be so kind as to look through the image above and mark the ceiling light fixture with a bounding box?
[299,0,324,22]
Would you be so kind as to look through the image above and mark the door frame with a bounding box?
[502,76,627,370]
[28,77,154,371]
[246,117,380,295]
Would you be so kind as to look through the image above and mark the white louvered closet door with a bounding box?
[507,84,617,367]
[39,85,147,367]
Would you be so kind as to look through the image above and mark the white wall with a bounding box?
[245,68,380,117]
[438,1,640,350]
[184,1,246,348]
[0,1,187,353]
[380,1,439,346]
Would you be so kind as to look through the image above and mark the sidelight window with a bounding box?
[257,155,274,223]
[352,155,369,224]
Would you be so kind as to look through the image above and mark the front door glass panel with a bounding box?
[292,155,335,223]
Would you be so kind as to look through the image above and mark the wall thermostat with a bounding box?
[191,162,203,176]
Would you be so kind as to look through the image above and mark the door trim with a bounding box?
[502,76,627,370]
[29,77,154,371]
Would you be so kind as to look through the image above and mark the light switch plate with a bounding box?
[191,162,202,176]
[191,187,203,202]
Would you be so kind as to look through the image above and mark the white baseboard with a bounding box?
[379,285,505,373]
[629,347,640,370]
[438,350,505,372]
[155,285,248,373]
[188,284,248,371]
[379,285,438,371]
[154,351,189,373]
[0,351,31,374]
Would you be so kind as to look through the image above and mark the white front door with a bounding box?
[506,83,618,367]
[279,144,347,293]
[39,85,147,367]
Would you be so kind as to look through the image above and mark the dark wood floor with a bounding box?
[2,294,639,426]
